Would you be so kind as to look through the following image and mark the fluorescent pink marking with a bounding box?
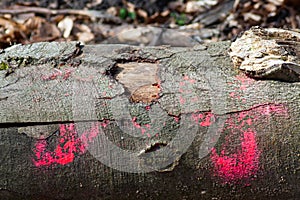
[63,69,73,80]
[85,124,100,140]
[240,85,247,90]
[200,113,214,127]
[236,74,254,83]
[246,118,252,126]
[33,122,103,167]
[34,140,46,159]
[141,128,146,135]
[210,103,288,184]
[145,105,151,111]
[54,69,63,75]
[179,81,185,86]
[179,96,186,104]
[144,124,151,129]
[211,129,260,183]
[42,69,74,81]
[230,74,255,104]
[174,116,180,123]
[235,74,254,91]
[238,112,247,122]
[191,112,214,127]
[131,117,152,135]
[100,120,109,128]
[189,79,196,84]
[132,117,141,128]
[183,75,189,80]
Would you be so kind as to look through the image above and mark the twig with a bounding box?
[0,5,121,24]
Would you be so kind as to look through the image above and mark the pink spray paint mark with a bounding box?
[32,121,109,167]
[179,96,186,105]
[189,79,196,84]
[41,68,74,81]
[211,67,287,184]
[235,74,254,91]
[211,129,260,183]
[145,105,151,111]
[183,75,190,80]
[210,103,288,184]
[229,92,235,98]
[131,117,141,128]
[200,112,214,127]
[131,117,151,135]
[210,74,267,185]
[173,116,180,123]
[63,69,73,80]
[229,74,255,102]
[192,112,214,127]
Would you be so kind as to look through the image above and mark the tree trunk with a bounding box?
[0,41,299,200]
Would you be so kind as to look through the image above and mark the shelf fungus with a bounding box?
[229,26,300,82]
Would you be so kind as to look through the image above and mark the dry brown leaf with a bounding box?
[168,1,185,13]
[24,16,61,42]
[264,3,277,12]
[76,32,95,43]
[137,8,148,21]
[107,7,118,16]
[253,2,262,9]
[267,0,284,6]
[185,0,217,13]
[75,24,94,43]
[86,0,103,8]
[243,13,262,22]
[58,16,74,38]
[147,11,170,24]
[126,2,135,13]
[0,17,27,47]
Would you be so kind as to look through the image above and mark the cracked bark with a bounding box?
[0,41,299,200]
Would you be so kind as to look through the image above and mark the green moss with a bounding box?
[128,11,136,20]
[0,62,9,70]
[119,8,127,19]
[170,12,188,26]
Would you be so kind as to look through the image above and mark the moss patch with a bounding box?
[0,62,9,70]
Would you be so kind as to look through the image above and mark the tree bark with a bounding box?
[0,41,299,200]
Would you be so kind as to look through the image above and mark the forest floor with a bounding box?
[0,0,299,49]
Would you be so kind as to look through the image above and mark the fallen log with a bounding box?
[0,28,299,200]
